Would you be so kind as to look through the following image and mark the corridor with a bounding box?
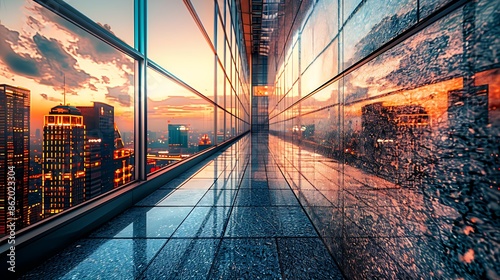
[21,134,344,279]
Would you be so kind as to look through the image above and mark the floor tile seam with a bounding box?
[268,145,345,264]
[83,236,170,240]
[209,158,248,262]
[229,205,304,208]
[166,236,223,240]
[170,205,233,238]
[268,137,350,279]
[221,235,320,239]
[133,236,172,280]
[321,234,429,239]
[274,236,287,280]
[134,140,248,278]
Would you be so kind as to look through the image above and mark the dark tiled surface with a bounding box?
[278,238,344,280]
[140,238,220,280]
[209,238,282,279]
[21,238,166,279]
[22,134,343,279]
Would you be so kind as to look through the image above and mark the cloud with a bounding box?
[27,3,131,68]
[40,93,61,102]
[0,2,135,109]
[150,95,210,106]
[27,16,43,31]
[147,96,213,117]
[102,76,110,84]
[0,23,40,77]
[97,23,115,36]
[32,33,92,92]
[106,86,131,107]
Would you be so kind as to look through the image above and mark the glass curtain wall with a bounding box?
[147,0,250,175]
[268,0,499,279]
[0,0,250,237]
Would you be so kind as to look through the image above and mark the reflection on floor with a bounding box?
[269,133,461,279]
[21,134,344,280]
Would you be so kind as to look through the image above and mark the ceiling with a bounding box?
[239,0,281,60]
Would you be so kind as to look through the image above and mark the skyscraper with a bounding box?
[168,124,189,149]
[113,123,133,188]
[0,84,29,235]
[77,102,114,196]
[42,105,86,218]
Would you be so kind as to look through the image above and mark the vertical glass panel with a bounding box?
[0,1,134,235]
[217,64,225,106]
[225,112,234,139]
[474,0,500,70]
[148,0,215,100]
[217,108,225,143]
[344,11,462,103]
[190,0,215,47]
[147,68,215,172]
[312,0,339,57]
[342,0,417,69]
[217,17,226,61]
[301,39,338,95]
[300,17,314,73]
[301,81,339,116]
[268,0,498,279]
[62,0,134,46]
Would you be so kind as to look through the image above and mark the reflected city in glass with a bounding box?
[269,0,498,279]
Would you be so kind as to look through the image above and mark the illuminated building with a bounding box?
[42,105,86,218]
[78,102,114,196]
[198,134,212,151]
[0,84,29,235]
[113,123,133,188]
[168,124,189,149]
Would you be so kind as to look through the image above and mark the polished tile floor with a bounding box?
[21,134,344,279]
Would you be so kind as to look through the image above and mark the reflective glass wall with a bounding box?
[268,0,499,279]
[146,0,250,174]
[0,0,250,237]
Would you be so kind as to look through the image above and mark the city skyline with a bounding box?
[0,1,232,134]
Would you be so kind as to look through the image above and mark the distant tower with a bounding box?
[113,123,133,188]
[168,124,189,148]
[0,84,29,235]
[42,105,86,218]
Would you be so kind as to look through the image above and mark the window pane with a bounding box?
[0,1,135,235]
[342,0,417,70]
[147,68,215,173]
[63,0,134,46]
[148,0,215,100]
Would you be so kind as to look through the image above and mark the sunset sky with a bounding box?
[1,0,498,135]
[0,0,135,132]
[0,0,218,133]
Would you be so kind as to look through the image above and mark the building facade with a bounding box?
[42,105,86,218]
[0,85,29,235]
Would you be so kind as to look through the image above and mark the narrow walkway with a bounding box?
[22,134,343,279]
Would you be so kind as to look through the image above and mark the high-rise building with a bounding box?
[198,134,212,151]
[168,124,189,149]
[113,123,133,188]
[42,105,86,218]
[0,84,29,235]
[77,102,114,196]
